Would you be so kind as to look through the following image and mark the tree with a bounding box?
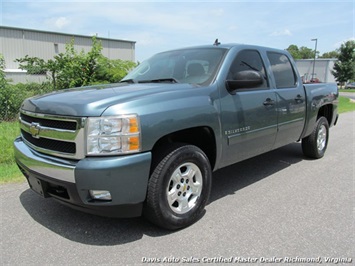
[15,55,47,74]
[95,57,136,83]
[1,54,28,120]
[299,46,316,59]
[0,54,10,120]
[286,45,316,59]
[332,40,355,85]
[52,37,103,89]
[319,50,339,59]
[15,36,136,90]
[286,45,301,59]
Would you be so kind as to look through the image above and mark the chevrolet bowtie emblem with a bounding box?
[29,122,41,138]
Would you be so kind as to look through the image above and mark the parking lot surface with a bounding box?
[1,111,354,265]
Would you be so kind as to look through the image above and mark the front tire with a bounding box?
[144,144,212,230]
[302,116,329,159]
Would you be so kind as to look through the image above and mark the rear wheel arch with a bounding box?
[317,104,333,125]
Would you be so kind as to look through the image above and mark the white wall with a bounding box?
[295,59,337,83]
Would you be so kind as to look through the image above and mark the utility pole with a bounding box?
[311,38,318,82]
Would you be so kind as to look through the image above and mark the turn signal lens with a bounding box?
[129,117,139,133]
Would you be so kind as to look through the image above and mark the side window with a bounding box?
[228,50,268,88]
[267,52,297,88]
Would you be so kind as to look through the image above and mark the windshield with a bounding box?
[122,48,227,85]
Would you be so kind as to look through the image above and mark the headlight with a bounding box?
[86,115,141,155]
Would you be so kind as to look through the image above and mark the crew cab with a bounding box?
[14,44,338,230]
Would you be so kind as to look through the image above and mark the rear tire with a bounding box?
[144,144,212,230]
[302,117,329,159]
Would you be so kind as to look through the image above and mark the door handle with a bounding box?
[294,94,304,103]
[263,98,275,106]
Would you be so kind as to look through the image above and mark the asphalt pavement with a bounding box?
[1,111,354,265]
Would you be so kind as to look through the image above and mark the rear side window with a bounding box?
[267,52,297,88]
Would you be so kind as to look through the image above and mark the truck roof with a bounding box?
[161,43,288,55]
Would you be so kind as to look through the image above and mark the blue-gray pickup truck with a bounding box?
[14,44,339,230]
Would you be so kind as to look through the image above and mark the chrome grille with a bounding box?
[21,130,76,153]
[20,113,77,130]
[19,110,86,159]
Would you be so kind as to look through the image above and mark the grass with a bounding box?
[339,89,355,92]
[0,121,23,184]
[338,95,355,113]
[1,94,355,184]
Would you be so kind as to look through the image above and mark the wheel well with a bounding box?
[151,127,216,170]
[317,104,333,125]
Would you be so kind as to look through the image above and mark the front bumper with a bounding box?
[14,137,152,218]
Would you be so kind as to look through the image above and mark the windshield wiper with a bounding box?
[138,78,179,84]
[119,79,136,83]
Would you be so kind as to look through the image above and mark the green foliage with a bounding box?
[332,40,355,84]
[0,82,52,121]
[0,121,19,164]
[286,45,300,59]
[96,57,136,83]
[0,121,22,183]
[286,45,316,59]
[299,46,316,59]
[0,54,28,121]
[286,45,339,60]
[15,55,48,74]
[1,37,136,121]
[16,36,136,90]
[339,89,355,92]
[54,37,104,89]
[338,95,355,113]
[319,50,339,59]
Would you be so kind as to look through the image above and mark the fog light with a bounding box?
[89,190,112,201]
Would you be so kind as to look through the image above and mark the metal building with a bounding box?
[295,58,337,83]
[0,26,136,83]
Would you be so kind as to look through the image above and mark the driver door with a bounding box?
[219,50,278,167]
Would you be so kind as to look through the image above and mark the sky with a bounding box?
[1,0,354,62]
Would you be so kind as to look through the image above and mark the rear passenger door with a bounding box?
[267,52,306,148]
[220,50,278,167]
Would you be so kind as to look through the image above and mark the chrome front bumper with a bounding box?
[14,137,76,183]
[14,137,152,217]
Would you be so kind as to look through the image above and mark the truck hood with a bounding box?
[21,83,197,117]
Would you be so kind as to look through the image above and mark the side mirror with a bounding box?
[226,70,263,94]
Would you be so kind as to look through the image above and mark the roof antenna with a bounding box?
[213,38,221,46]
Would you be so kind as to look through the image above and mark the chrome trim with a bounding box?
[19,110,87,160]
[20,110,82,124]
[20,120,77,140]
[14,138,76,183]
[21,137,76,158]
